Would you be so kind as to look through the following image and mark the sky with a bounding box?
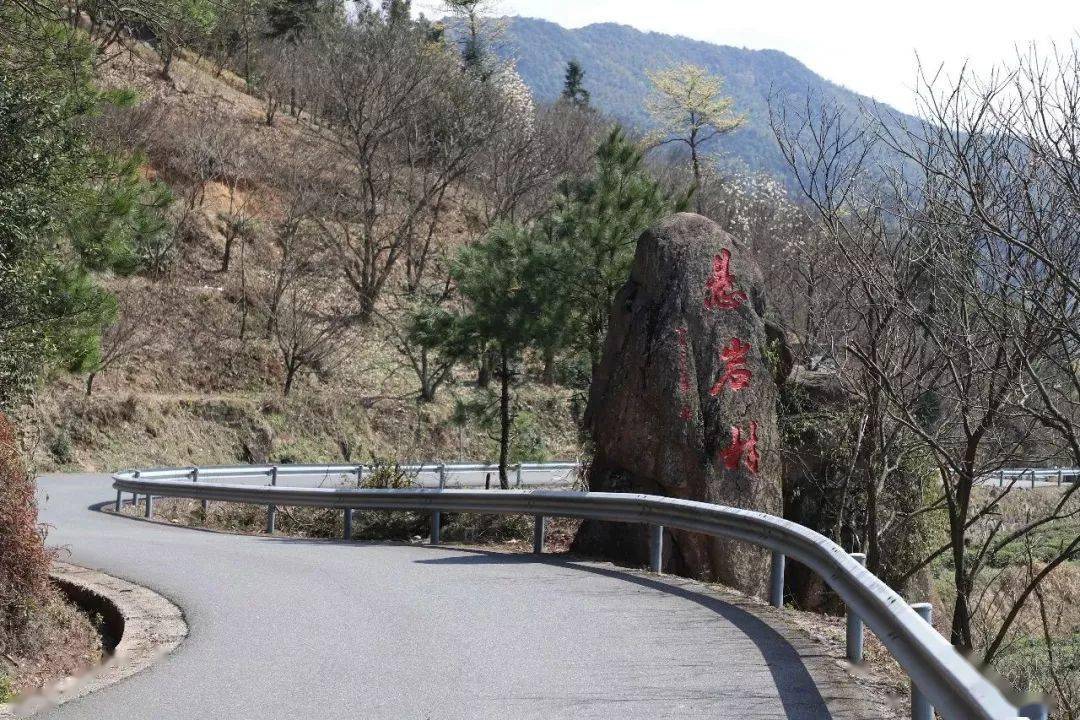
[413,0,1080,114]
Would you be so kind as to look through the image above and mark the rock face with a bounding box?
[574,213,781,596]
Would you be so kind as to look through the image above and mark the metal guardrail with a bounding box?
[981,468,1080,488]
[111,463,1038,720]
[118,461,581,488]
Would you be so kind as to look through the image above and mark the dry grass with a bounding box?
[113,494,581,552]
[922,485,1080,715]
[0,588,103,701]
[0,412,102,702]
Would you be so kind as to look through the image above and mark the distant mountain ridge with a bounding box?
[482,17,919,182]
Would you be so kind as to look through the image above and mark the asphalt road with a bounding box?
[35,474,856,719]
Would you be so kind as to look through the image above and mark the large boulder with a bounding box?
[574,213,781,596]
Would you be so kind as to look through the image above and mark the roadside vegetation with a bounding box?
[1,413,102,701]
[0,0,1077,714]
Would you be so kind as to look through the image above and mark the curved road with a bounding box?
[35,474,874,719]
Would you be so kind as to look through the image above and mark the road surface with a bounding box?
[35,474,870,719]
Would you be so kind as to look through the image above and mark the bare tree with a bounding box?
[772,47,1080,666]
[468,98,604,229]
[260,150,327,339]
[86,289,161,396]
[307,18,516,323]
[272,284,351,396]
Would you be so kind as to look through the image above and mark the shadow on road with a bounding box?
[417,549,833,720]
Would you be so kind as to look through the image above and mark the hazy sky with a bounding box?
[414,0,1080,114]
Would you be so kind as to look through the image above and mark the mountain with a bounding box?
[484,17,919,182]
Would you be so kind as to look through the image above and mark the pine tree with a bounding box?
[265,0,319,41]
[0,7,168,406]
[444,0,489,74]
[561,60,590,107]
[381,0,411,24]
[417,223,557,487]
[540,127,689,377]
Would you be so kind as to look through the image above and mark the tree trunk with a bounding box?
[690,129,702,214]
[863,394,881,574]
[498,350,511,490]
[239,238,248,341]
[419,349,436,402]
[477,349,492,388]
[161,50,174,80]
[283,364,297,396]
[949,518,973,649]
[221,233,234,272]
[541,346,556,386]
[265,94,278,127]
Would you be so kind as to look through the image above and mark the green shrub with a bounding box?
[48,426,74,465]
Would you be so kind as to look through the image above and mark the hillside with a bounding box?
[17,45,581,475]
[487,17,920,181]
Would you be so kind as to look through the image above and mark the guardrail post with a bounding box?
[132,471,140,509]
[846,552,866,663]
[999,469,1006,486]
[1019,702,1049,720]
[144,492,153,519]
[515,462,523,488]
[342,465,362,541]
[769,551,785,608]
[192,467,208,516]
[1031,469,1036,489]
[649,525,663,574]
[266,466,278,534]
[1058,468,1063,486]
[430,511,440,544]
[910,602,933,720]
[115,489,122,512]
[533,515,545,554]
[430,463,446,545]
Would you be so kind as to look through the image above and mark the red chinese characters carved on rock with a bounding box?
[720,421,759,474]
[704,249,748,311]
[708,338,752,396]
[676,326,692,420]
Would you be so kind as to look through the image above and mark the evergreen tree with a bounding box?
[0,7,169,406]
[418,223,558,487]
[444,0,489,73]
[540,127,689,378]
[265,0,319,41]
[158,0,219,77]
[381,0,411,24]
[561,59,589,107]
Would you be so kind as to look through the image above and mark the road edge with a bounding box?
[0,562,187,718]
[566,558,907,719]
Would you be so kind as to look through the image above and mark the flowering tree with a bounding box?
[646,64,744,191]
